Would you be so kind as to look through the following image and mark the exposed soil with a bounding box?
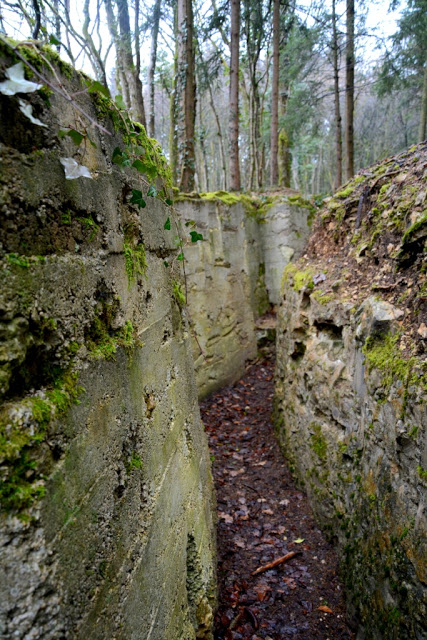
[301,142,427,359]
[200,351,355,640]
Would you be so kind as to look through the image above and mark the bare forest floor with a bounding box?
[200,351,355,640]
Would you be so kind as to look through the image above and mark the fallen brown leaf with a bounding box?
[218,512,234,523]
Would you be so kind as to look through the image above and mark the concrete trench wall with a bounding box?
[0,50,215,640]
[274,282,427,639]
[177,198,312,398]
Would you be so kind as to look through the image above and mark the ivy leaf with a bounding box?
[190,231,204,243]
[164,217,171,230]
[49,34,61,46]
[177,252,184,261]
[164,260,169,267]
[59,128,84,145]
[147,184,157,197]
[87,134,97,148]
[130,189,146,209]
[145,165,158,181]
[115,94,126,110]
[88,80,110,98]
[165,198,173,206]
[132,159,149,173]
[112,146,124,164]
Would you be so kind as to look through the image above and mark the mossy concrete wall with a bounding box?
[177,197,311,398]
[275,276,427,639]
[0,48,215,639]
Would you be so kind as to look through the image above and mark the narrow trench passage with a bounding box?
[200,351,355,640]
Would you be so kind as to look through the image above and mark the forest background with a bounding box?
[1,0,426,196]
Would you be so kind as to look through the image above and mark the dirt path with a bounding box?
[200,352,355,640]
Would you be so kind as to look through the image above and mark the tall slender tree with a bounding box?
[229,0,241,191]
[420,62,427,140]
[378,0,427,142]
[148,0,162,137]
[105,0,129,105]
[270,0,280,186]
[177,0,196,191]
[345,0,355,180]
[116,0,146,127]
[332,0,343,187]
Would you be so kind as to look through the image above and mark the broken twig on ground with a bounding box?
[251,550,301,576]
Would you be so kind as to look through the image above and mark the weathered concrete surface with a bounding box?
[260,200,312,305]
[177,197,311,397]
[275,276,427,639]
[0,48,215,640]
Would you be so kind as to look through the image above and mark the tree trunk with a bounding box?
[177,0,196,191]
[83,0,107,86]
[278,110,291,189]
[104,0,130,107]
[229,0,241,191]
[332,0,343,188]
[345,0,355,180]
[148,0,162,138]
[419,60,427,142]
[270,0,280,186]
[134,0,147,127]
[169,5,179,185]
[254,87,261,188]
[53,0,60,52]
[207,83,227,190]
[116,0,146,128]
[197,96,209,191]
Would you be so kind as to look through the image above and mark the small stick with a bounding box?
[251,550,301,576]
[369,169,400,191]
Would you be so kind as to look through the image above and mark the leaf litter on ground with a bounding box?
[200,349,355,640]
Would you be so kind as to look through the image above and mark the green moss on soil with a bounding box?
[282,263,314,293]
[311,289,333,304]
[402,212,427,244]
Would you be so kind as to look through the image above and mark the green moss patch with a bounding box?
[172,281,186,308]
[310,423,328,460]
[402,212,427,244]
[282,263,314,293]
[0,370,83,514]
[362,333,427,394]
[85,297,141,361]
[176,191,278,222]
[124,241,147,287]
